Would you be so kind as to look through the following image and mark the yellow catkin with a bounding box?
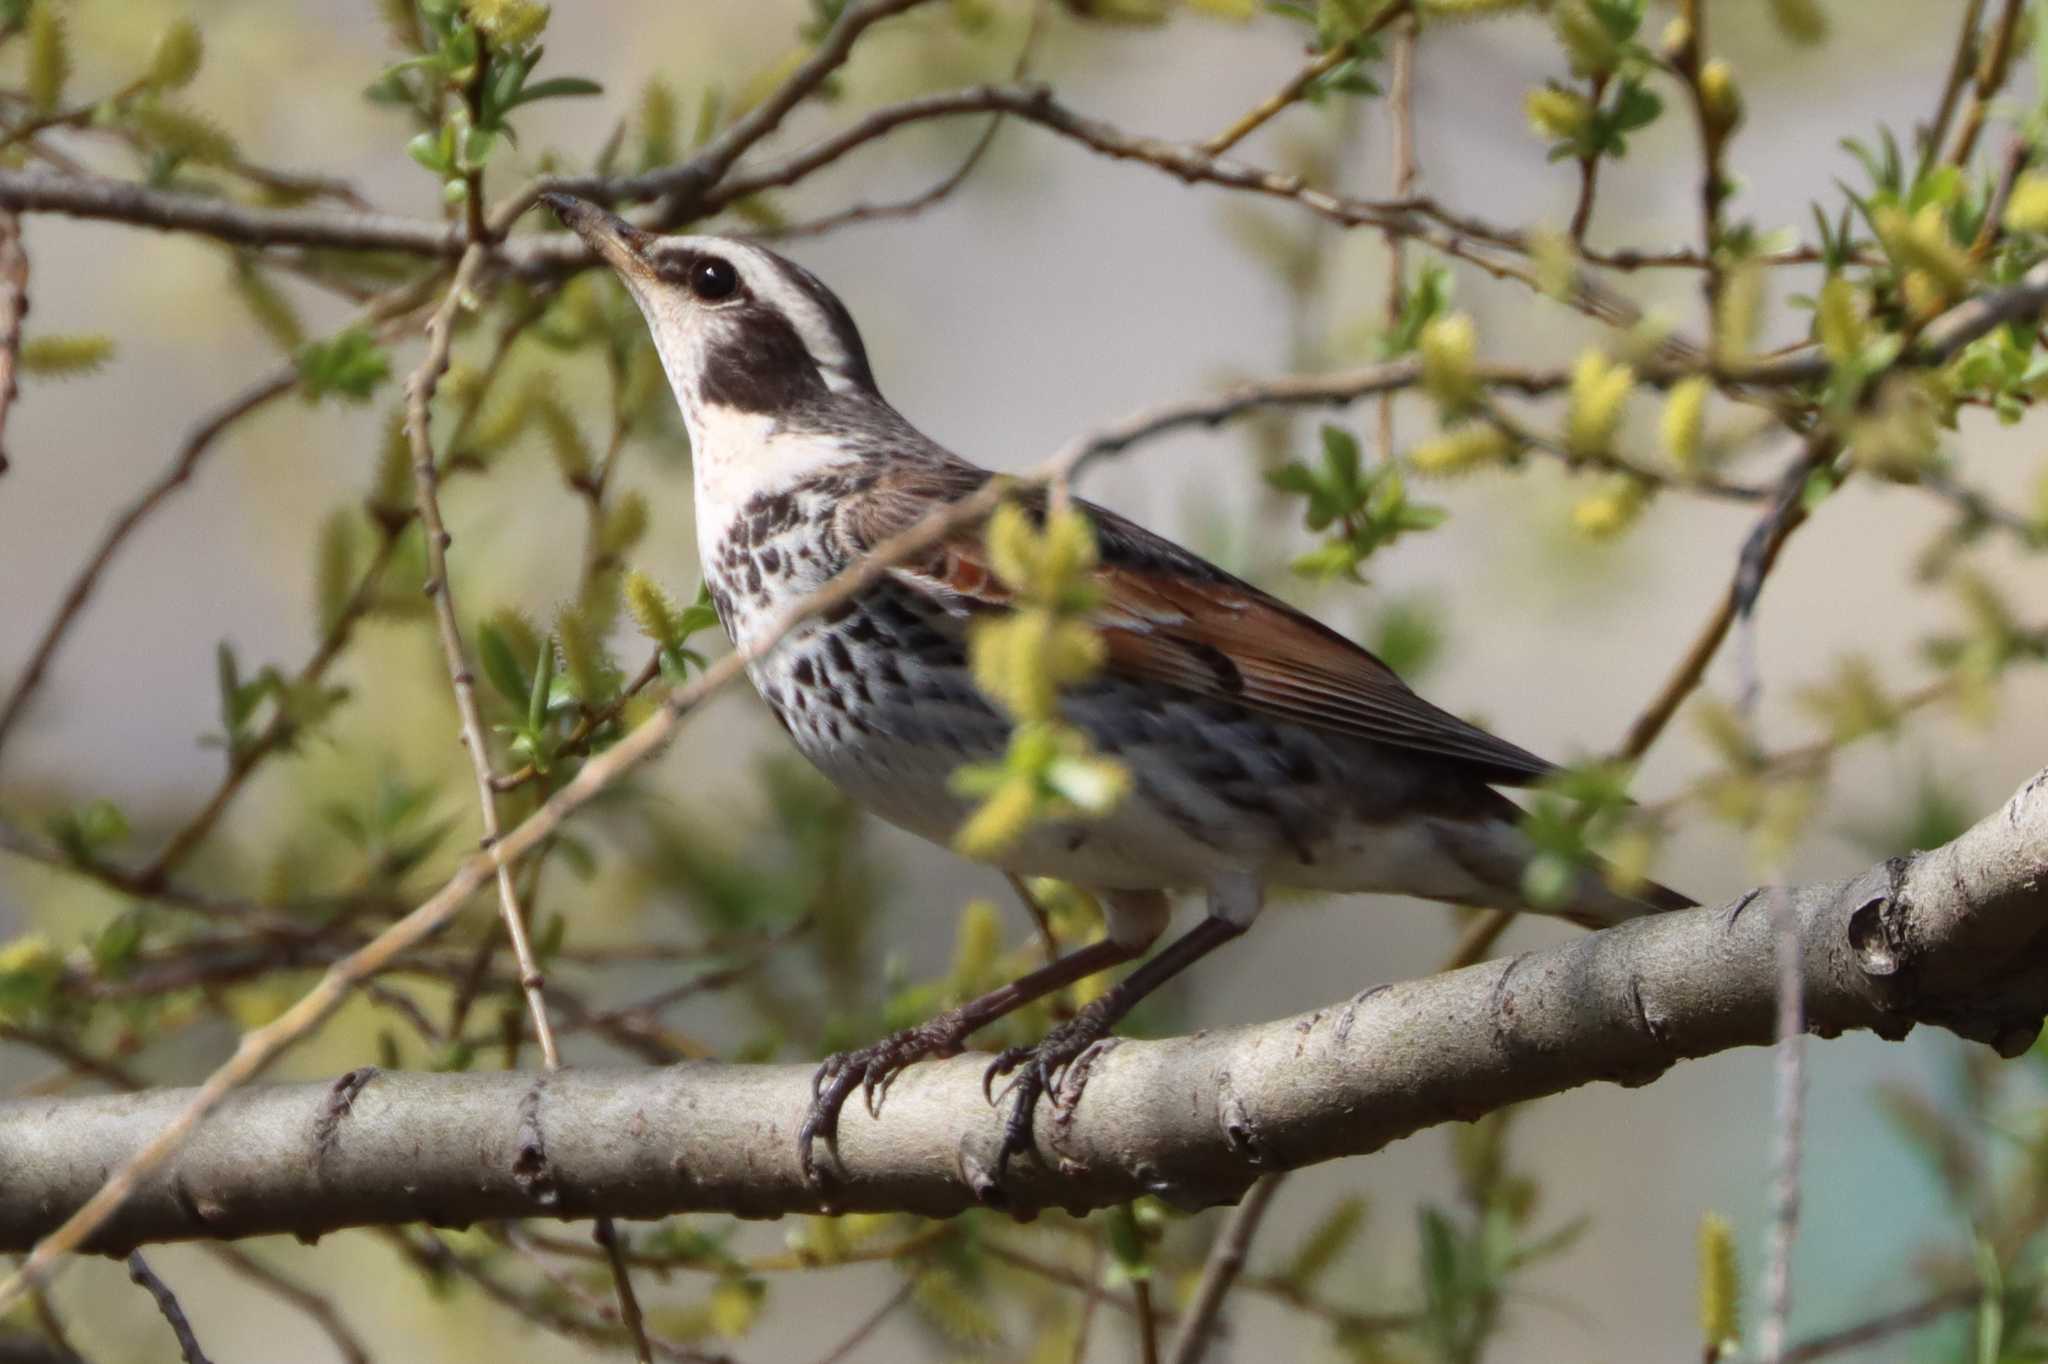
[1565,350,1635,458]
[1660,376,1709,470]
[1697,1212,1740,1349]
[1409,423,1512,475]
[1525,86,1591,141]
[2006,173,2048,233]
[624,570,680,646]
[1420,313,1479,409]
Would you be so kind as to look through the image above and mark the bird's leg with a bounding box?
[799,892,1164,1187]
[985,874,1263,1179]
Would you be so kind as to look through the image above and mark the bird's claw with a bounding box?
[981,1004,1118,1180]
[798,1016,973,1187]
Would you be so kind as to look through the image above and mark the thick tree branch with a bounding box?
[0,768,2039,1253]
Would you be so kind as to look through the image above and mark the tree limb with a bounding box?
[0,767,2040,1254]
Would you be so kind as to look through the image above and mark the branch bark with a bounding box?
[0,768,2041,1255]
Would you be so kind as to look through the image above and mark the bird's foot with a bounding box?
[799,1013,975,1186]
[982,1001,1121,1180]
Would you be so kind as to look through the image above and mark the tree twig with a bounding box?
[0,369,295,768]
[0,274,439,773]
[124,1252,213,1364]
[0,207,27,477]
[1165,1172,1285,1364]
[403,236,651,1362]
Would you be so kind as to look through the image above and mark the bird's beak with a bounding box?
[541,191,655,283]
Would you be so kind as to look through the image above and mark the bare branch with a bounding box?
[124,1252,212,1364]
[403,244,563,1069]
[198,1245,369,1364]
[1166,1173,1286,1364]
[0,169,464,255]
[0,208,27,476]
[604,0,944,224]
[0,275,440,773]
[0,370,293,767]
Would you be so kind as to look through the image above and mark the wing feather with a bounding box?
[835,459,1558,786]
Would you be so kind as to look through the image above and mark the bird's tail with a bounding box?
[1551,864,1695,928]
[1433,808,1696,929]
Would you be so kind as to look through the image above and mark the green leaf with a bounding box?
[502,75,603,110]
[25,0,68,113]
[638,76,677,169]
[232,260,307,354]
[297,329,392,402]
[18,334,114,377]
[477,622,531,708]
[315,510,360,635]
[216,641,243,734]
[1105,1203,1153,1284]
[1319,424,1362,494]
[48,798,131,861]
[1279,1195,1367,1289]
[1370,597,1444,678]
[0,936,63,1022]
[527,633,556,732]
[1505,1213,1591,1270]
[90,910,146,979]
[130,102,239,166]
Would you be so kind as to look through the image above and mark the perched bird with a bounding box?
[544,193,1692,1183]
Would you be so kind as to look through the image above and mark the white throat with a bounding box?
[680,402,857,567]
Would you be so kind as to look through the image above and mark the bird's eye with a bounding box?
[688,256,739,302]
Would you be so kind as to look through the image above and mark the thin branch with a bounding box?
[1201,40,1363,158]
[0,369,295,767]
[1668,0,1731,333]
[1133,1279,1161,1364]
[1757,882,1806,1364]
[1945,0,2025,167]
[983,1242,1161,1325]
[0,275,440,773]
[18,1262,84,1364]
[124,1252,213,1364]
[807,1277,916,1364]
[137,531,403,885]
[0,170,464,255]
[1782,1288,1978,1363]
[1068,1239,1107,1363]
[586,0,945,221]
[1919,0,1987,174]
[404,243,562,1070]
[1165,1173,1286,1364]
[1377,9,1419,463]
[402,240,649,1359]
[200,1238,371,1364]
[393,1229,720,1364]
[1613,434,1836,764]
[763,0,1050,243]
[590,1220,651,1364]
[0,207,26,476]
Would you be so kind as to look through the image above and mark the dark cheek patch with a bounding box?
[698,306,829,413]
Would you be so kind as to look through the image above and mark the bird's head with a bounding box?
[542,192,878,436]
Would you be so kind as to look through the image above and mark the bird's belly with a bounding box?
[793,732,1266,889]
[725,566,1511,900]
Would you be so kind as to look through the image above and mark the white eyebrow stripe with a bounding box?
[742,251,857,380]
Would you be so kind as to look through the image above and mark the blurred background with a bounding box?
[1,0,2045,1359]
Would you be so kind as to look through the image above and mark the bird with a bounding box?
[542,192,1693,1186]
